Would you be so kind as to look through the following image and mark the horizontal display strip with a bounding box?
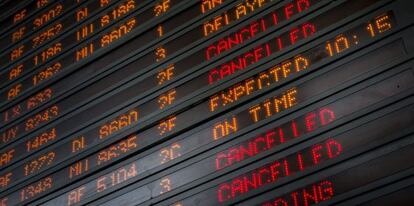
[0,0,147,74]
[0,0,274,127]
[102,96,414,206]
[10,36,414,205]
[0,7,407,198]
[0,0,389,172]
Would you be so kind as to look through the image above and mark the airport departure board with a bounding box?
[0,0,413,205]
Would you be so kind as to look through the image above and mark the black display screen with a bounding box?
[0,3,400,194]
[0,0,413,205]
